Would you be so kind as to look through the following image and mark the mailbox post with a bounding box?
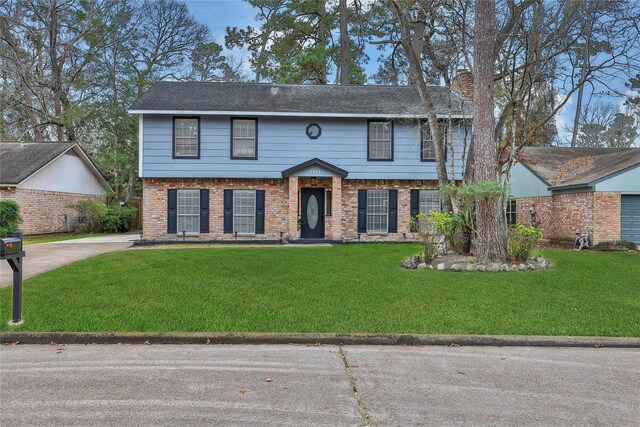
[1,231,25,326]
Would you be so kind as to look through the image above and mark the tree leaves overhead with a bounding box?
[1,0,241,201]
[226,0,367,84]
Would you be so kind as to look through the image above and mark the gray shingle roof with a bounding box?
[0,142,77,185]
[517,147,640,188]
[129,81,473,117]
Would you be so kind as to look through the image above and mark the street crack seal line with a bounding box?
[339,345,371,427]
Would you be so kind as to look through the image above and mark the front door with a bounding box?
[301,188,325,238]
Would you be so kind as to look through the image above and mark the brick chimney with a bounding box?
[451,69,473,99]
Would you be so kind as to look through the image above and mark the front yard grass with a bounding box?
[1,245,638,336]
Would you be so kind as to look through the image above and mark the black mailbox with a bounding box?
[0,237,22,258]
[2,232,24,326]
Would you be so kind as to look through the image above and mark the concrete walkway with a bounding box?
[1,344,638,425]
[0,234,136,287]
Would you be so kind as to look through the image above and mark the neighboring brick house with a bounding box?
[509,147,640,245]
[129,82,472,242]
[0,142,108,235]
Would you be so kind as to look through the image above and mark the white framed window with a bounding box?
[368,121,392,160]
[232,119,257,158]
[367,190,389,232]
[177,189,200,233]
[421,121,447,161]
[174,118,199,157]
[419,190,441,214]
[233,190,256,234]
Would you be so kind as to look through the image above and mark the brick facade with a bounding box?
[142,177,439,242]
[0,187,103,235]
[515,191,621,244]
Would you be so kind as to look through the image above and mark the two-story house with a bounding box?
[129,82,472,242]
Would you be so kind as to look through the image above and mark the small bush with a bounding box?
[594,240,637,250]
[507,225,543,262]
[0,200,22,237]
[409,212,443,263]
[72,200,136,233]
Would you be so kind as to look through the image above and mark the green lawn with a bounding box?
[1,245,638,336]
[23,233,108,245]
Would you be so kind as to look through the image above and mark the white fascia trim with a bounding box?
[129,109,470,119]
[138,114,144,178]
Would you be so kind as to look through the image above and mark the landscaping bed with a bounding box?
[1,245,638,337]
[401,253,554,271]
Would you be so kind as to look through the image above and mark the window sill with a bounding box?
[366,232,389,236]
[177,232,200,237]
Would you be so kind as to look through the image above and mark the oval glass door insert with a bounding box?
[307,195,319,230]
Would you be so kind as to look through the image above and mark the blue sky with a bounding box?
[182,0,637,146]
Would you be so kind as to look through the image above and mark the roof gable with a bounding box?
[516,147,640,189]
[282,158,348,178]
[0,142,107,188]
[130,81,473,118]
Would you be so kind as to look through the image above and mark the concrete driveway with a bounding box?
[1,344,638,426]
[0,234,136,287]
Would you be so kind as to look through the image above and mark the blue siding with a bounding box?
[141,115,468,180]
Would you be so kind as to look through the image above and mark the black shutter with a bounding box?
[224,190,233,233]
[388,190,398,233]
[357,190,367,233]
[167,189,177,234]
[200,189,209,233]
[255,190,265,234]
[410,189,419,232]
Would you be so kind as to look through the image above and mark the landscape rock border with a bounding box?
[401,255,555,272]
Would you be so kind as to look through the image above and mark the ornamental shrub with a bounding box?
[0,200,22,237]
[428,211,458,254]
[72,200,136,233]
[408,212,440,263]
[507,224,543,262]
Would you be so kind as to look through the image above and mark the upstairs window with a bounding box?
[232,118,257,159]
[174,118,199,158]
[421,121,447,161]
[368,121,393,160]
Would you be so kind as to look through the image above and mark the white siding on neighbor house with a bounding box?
[20,152,105,196]
[509,162,551,198]
[141,115,469,180]
[593,164,640,194]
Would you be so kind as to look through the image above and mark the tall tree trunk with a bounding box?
[125,169,136,203]
[339,0,350,84]
[570,1,593,147]
[387,0,452,212]
[0,15,44,140]
[409,7,426,85]
[317,1,327,84]
[473,0,507,261]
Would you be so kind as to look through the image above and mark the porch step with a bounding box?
[288,239,342,244]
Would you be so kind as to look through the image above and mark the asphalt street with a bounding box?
[0,344,638,426]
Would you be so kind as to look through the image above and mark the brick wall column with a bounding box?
[331,176,343,240]
[288,176,299,238]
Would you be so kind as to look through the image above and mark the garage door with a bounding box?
[621,195,640,243]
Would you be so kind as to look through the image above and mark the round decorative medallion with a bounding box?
[306,123,322,139]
